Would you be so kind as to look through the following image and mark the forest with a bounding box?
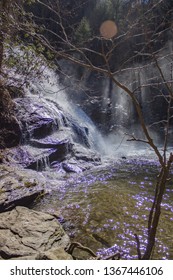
[0,0,173,260]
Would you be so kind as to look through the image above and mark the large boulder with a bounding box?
[0,164,45,212]
[0,206,71,259]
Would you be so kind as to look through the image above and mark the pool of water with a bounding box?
[33,157,173,259]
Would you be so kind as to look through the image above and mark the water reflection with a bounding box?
[33,159,173,259]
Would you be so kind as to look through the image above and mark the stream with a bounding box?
[32,150,173,260]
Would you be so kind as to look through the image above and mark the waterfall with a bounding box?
[25,66,107,156]
[100,39,173,145]
[17,39,172,160]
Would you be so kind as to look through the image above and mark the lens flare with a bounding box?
[100,20,118,39]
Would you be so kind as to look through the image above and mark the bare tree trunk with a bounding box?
[142,154,173,259]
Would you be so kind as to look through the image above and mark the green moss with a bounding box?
[24,180,37,188]
[0,188,5,195]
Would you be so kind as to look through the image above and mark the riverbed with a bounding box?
[32,154,173,260]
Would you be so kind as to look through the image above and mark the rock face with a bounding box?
[0,86,22,148]
[14,96,89,147]
[14,97,62,141]
[0,89,102,260]
[0,206,72,260]
[26,140,72,171]
[7,95,101,172]
[0,164,45,212]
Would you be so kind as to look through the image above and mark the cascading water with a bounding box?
[26,67,108,156]
[59,41,173,151]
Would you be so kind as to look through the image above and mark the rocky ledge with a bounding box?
[0,164,45,212]
[0,206,72,260]
[0,164,73,260]
[0,89,102,260]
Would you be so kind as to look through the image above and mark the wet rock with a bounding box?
[73,144,101,163]
[6,139,73,171]
[121,156,127,160]
[6,146,33,167]
[5,94,102,173]
[62,162,82,173]
[0,164,45,212]
[30,138,70,149]
[0,206,70,259]
[30,118,56,139]
[14,97,66,141]
[26,140,73,171]
[71,122,90,148]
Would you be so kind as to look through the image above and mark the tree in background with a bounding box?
[74,17,91,44]
[0,0,24,74]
